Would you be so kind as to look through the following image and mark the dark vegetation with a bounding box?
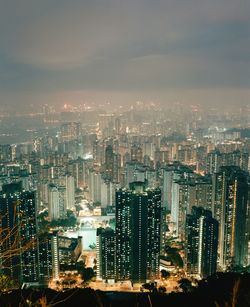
[0,273,250,306]
[164,246,184,268]
[48,214,77,228]
[38,210,77,231]
[76,261,96,283]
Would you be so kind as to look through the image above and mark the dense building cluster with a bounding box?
[0,103,250,287]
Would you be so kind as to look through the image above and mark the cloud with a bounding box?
[0,0,249,107]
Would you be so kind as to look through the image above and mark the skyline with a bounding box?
[0,0,249,109]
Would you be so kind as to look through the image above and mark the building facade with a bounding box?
[185,207,218,278]
[115,182,161,283]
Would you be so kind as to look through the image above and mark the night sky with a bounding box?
[0,0,249,109]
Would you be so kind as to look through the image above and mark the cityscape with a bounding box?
[0,0,249,306]
[0,103,250,287]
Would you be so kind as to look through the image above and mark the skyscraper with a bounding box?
[0,182,39,284]
[51,231,60,280]
[131,144,143,163]
[38,233,53,284]
[105,145,114,181]
[89,171,102,203]
[185,207,218,278]
[213,166,248,269]
[96,227,116,281]
[48,184,60,221]
[207,150,249,174]
[65,175,75,210]
[171,174,212,240]
[61,122,81,142]
[115,182,161,283]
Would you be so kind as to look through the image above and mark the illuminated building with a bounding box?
[61,122,81,142]
[113,153,121,183]
[185,207,218,278]
[66,158,88,189]
[212,166,248,270]
[65,175,75,209]
[131,144,143,163]
[171,180,190,240]
[101,179,114,209]
[206,150,222,174]
[125,162,146,187]
[51,231,60,279]
[170,170,212,240]
[207,150,249,174]
[38,234,53,284]
[0,182,39,284]
[89,171,102,203]
[48,184,60,220]
[58,236,82,268]
[0,144,13,162]
[96,227,115,280]
[115,182,161,283]
[105,145,114,181]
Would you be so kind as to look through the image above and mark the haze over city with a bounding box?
[0,0,249,111]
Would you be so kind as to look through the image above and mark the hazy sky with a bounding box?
[0,0,249,109]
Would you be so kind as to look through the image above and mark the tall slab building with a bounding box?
[0,182,39,284]
[212,166,249,270]
[115,182,161,283]
[185,207,218,278]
